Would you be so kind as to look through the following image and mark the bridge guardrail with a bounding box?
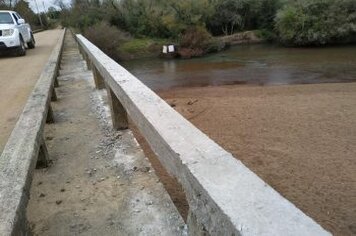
[0,29,66,235]
[32,29,44,34]
[75,33,330,236]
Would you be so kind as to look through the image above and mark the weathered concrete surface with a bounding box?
[27,31,185,235]
[0,29,65,236]
[0,29,64,152]
[105,85,129,130]
[77,34,331,236]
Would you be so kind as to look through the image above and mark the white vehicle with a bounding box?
[0,10,35,56]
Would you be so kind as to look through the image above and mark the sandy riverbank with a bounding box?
[152,83,356,235]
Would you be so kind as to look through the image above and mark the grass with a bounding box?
[119,38,175,60]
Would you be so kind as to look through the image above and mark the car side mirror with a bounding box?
[18,19,25,24]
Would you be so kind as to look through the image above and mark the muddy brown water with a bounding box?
[123,44,356,91]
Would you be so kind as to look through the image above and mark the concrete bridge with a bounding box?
[0,29,331,235]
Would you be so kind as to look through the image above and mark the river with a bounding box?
[122,44,356,91]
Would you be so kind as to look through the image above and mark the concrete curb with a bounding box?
[0,29,66,236]
[32,29,44,34]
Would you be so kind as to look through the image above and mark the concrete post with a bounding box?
[78,46,91,72]
[46,105,54,124]
[84,53,91,70]
[79,46,84,56]
[78,46,82,55]
[105,84,128,130]
[36,136,49,168]
[51,88,57,101]
[187,210,209,236]
[54,77,59,88]
[92,63,106,89]
[58,50,62,70]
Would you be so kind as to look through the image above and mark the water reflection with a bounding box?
[123,44,356,91]
[163,61,176,74]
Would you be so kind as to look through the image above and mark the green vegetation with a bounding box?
[208,0,280,35]
[83,22,126,61]
[112,0,279,38]
[121,38,169,54]
[56,0,356,60]
[82,21,172,60]
[0,0,60,30]
[119,38,172,60]
[275,0,356,46]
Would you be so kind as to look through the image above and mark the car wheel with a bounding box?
[27,33,36,49]
[17,36,26,56]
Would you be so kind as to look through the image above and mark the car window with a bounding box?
[0,12,14,24]
[16,13,23,20]
[12,13,19,24]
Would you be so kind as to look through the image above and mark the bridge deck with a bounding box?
[0,29,64,152]
[27,30,185,235]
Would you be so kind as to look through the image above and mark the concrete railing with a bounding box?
[0,29,65,235]
[76,34,331,236]
[32,29,44,34]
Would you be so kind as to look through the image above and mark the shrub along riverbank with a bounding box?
[60,0,356,60]
[83,22,264,60]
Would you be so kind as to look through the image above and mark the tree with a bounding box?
[54,0,67,10]
[206,0,280,36]
[208,0,245,35]
[61,0,107,31]
[48,7,61,20]
[13,0,37,26]
[275,0,356,45]
[0,0,18,8]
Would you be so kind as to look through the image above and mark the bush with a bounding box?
[178,26,213,58]
[84,22,130,61]
[207,0,280,36]
[113,0,215,39]
[113,0,176,38]
[255,29,277,42]
[60,1,107,32]
[179,26,212,49]
[275,0,356,46]
[118,38,172,60]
